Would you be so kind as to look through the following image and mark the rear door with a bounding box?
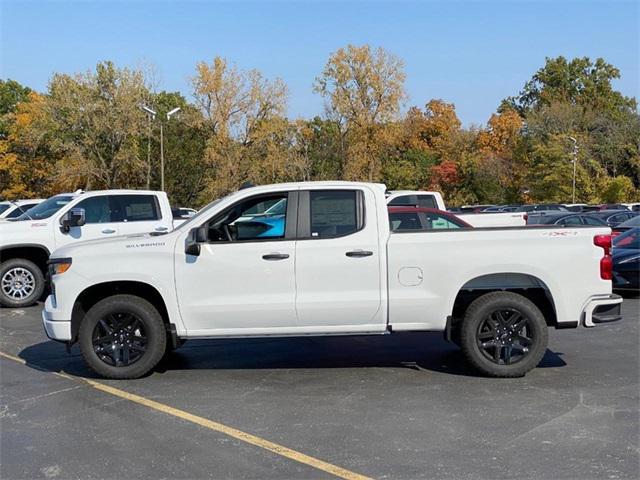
[294,188,385,331]
[113,194,169,235]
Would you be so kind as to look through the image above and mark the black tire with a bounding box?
[79,295,166,379]
[460,291,548,378]
[0,258,45,308]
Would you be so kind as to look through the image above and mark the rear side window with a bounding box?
[423,212,464,229]
[309,190,359,238]
[112,195,160,222]
[559,216,582,226]
[583,216,606,226]
[389,212,421,231]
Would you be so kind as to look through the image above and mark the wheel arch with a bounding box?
[0,244,51,275]
[450,273,558,331]
[71,281,171,343]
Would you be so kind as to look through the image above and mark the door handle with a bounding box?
[155,226,169,232]
[346,250,373,258]
[262,253,290,261]
[101,229,116,234]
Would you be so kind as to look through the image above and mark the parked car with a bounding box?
[563,204,600,213]
[43,181,621,379]
[612,215,640,238]
[526,212,608,227]
[386,191,525,227]
[612,228,640,291]
[388,207,471,231]
[514,204,568,213]
[0,199,44,221]
[0,190,175,307]
[585,210,638,227]
[598,203,630,211]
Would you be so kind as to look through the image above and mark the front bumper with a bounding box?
[42,295,72,341]
[582,294,623,327]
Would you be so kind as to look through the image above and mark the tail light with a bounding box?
[523,213,528,223]
[593,234,612,280]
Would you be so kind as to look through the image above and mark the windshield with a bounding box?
[175,196,229,230]
[0,204,10,215]
[14,195,74,221]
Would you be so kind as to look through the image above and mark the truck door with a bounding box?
[174,191,298,334]
[294,188,385,331]
[53,195,120,248]
[112,194,170,236]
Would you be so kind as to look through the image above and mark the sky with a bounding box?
[1,0,638,126]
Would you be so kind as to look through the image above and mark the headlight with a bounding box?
[619,254,640,264]
[48,257,72,275]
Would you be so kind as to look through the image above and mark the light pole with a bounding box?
[568,136,578,203]
[140,105,180,191]
[141,106,156,189]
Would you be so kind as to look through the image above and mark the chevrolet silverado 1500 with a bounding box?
[42,182,622,379]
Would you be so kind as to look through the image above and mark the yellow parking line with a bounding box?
[0,350,372,480]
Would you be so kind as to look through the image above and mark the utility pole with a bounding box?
[140,105,180,192]
[568,136,578,203]
[159,122,164,191]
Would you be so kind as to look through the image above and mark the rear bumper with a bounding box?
[582,294,623,327]
[42,295,72,341]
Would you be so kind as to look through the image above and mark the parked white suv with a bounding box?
[0,190,173,307]
[42,181,622,379]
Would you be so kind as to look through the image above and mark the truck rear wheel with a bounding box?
[0,258,45,308]
[79,295,166,379]
[460,291,548,377]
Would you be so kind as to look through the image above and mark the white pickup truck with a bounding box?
[42,181,622,379]
[0,190,174,308]
[386,190,527,227]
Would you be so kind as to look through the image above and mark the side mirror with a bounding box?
[60,208,86,233]
[185,226,208,256]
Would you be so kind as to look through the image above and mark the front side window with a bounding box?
[559,216,582,226]
[75,196,111,224]
[207,193,288,242]
[113,195,160,222]
[310,190,359,238]
[6,203,38,218]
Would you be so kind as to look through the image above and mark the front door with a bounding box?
[174,191,298,335]
[53,195,121,249]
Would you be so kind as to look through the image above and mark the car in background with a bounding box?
[388,207,471,231]
[598,203,630,211]
[526,212,608,227]
[621,203,640,212]
[481,205,521,212]
[585,210,638,227]
[612,228,640,291]
[514,204,568,213]
[612,215,640,238]
[0,199,44,221]
[563,204,600,213]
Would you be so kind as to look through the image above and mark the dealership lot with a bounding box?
[1,299,638,480]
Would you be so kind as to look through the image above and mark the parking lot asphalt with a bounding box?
[1,298,639,480]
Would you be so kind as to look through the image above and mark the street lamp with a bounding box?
[141,106,157,189]
[140,105,181,191]
[568,136,578,203]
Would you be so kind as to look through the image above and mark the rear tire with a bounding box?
[79,295,166,379]
[460,292,548,378]
[0,258,45,308]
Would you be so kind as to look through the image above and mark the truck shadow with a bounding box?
[18,332,567,379]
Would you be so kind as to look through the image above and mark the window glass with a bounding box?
[6,203,37,218]
[416,195,438,209]
[14,195,74,221]
[559,216,582,226]
[310,190,358,238]
[76,196,111,224]
[0,204,10,215]
[113,195,159,222]
[583,216,606,226]
[389,212,421,231]
[424,213,464,229]
[209,194,287,242]
[388,195,416,206]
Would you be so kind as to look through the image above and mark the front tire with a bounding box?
[79,295,166,379]
[460,292,548,378]
[0,258,45,308]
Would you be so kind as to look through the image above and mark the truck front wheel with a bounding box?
[79,295,166,379]
[460,292,548,378]
[0,258,45,308]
